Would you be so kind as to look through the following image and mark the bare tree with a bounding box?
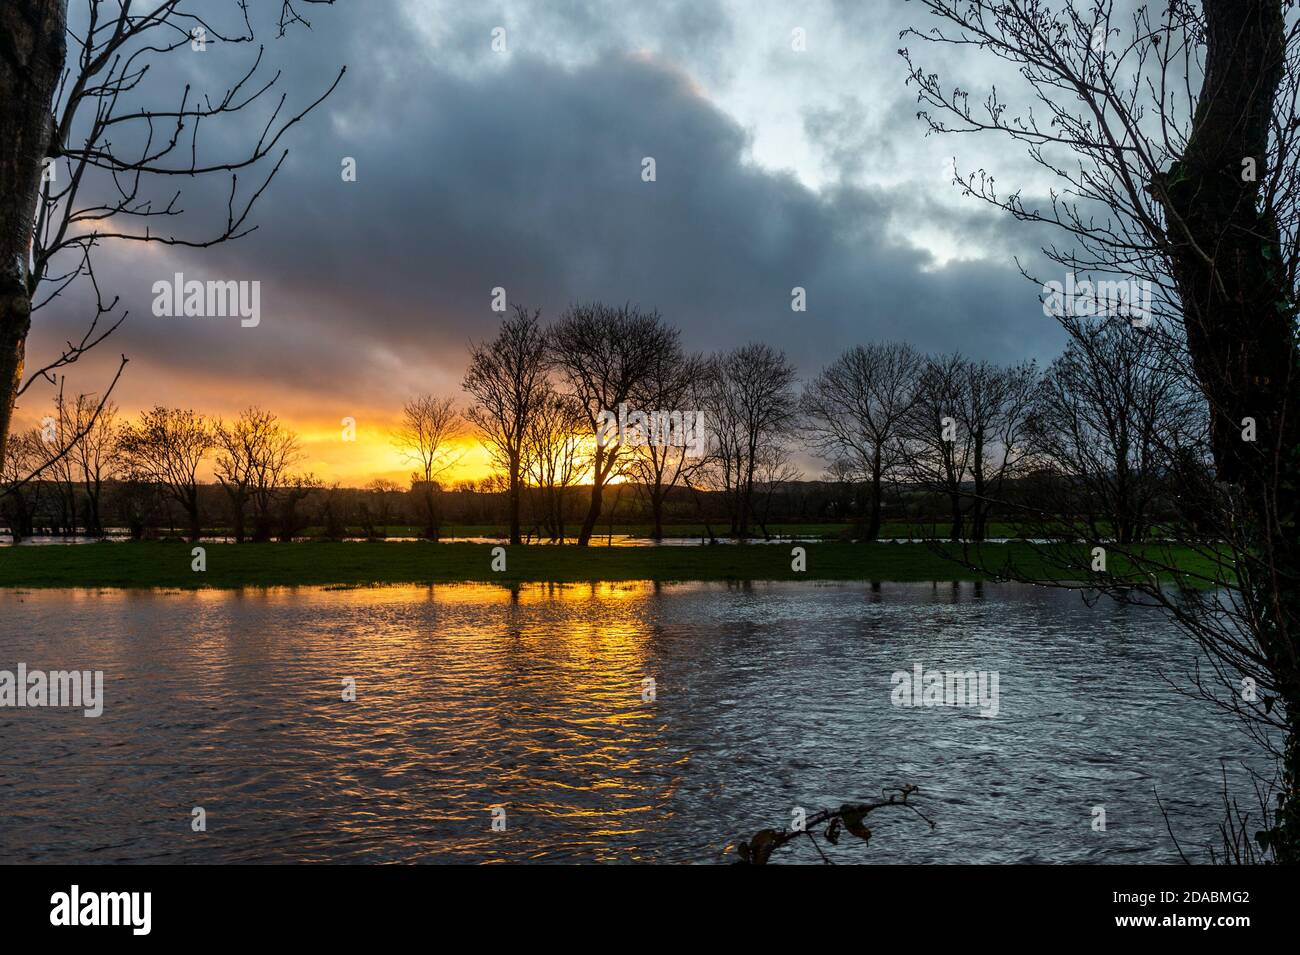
[215,407,300,543]
[901,354,1037,542]
[521,391,587,542]
[627,345,706,541]
[249,418,301,542]
[901,354,975,540]
[214,417,253,543]
[118,406,213,541]
[698,344,799,539]
[0,429,46,541]
[550,302,679,545]
[902,0,1300,856]
[964,359,1038,540]
[0,1,342,474]
[48,394,80,534]
[750,447,803,540]
[1030,323,1196,545]
[803,343,922,539]
[393,395,462,540]
[69,393,118,535]
[692,363,747,537]
[463,305,550,545]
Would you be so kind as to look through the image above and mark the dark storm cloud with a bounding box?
[33,0,1063,419]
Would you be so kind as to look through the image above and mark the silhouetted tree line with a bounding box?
[2,307,1204,546]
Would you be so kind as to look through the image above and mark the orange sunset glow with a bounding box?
[12,404,499,486]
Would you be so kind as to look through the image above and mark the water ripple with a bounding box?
[0,581,1266,863]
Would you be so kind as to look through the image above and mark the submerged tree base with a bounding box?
[0,540,1226,590]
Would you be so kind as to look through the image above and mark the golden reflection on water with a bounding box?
[38,581,681,861]
[126,578,680,606]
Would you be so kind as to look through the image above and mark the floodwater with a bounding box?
[0,580,1265,863]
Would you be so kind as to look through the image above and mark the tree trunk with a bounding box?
[949,493,964,542]
[254,511,274,542]
[865,454,883,540]
[86,486,102,536]
[428,486,442,542]
[650,483,665,541]
[738,449,757,540]
[576,445,614,546]
[1152,0,1300,860]
[0,1,67,472]
[507,453,522,545]
[577,471,603,545]
[186,501,201,543]
[866,482,882,540]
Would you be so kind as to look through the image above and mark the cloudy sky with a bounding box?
[30,0,1064,483]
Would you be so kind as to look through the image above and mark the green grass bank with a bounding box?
[0,540,1227,590]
